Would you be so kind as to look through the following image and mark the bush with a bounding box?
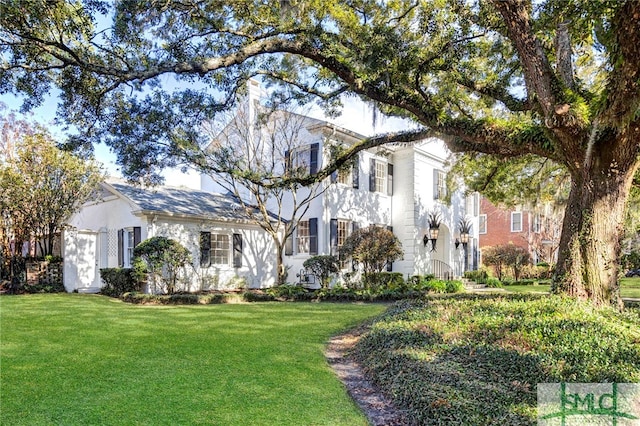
[464,269,489,283]
[363,272,405,291]
[303,255,339,288]
[100,268,141,297]
[339,226,403,273]
[445,280,465,293]
[423,279,447,293]
[485,277,503,288]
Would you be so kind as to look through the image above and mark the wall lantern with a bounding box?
[425,210,442,252]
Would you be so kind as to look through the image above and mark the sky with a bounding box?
[0,86,416,190]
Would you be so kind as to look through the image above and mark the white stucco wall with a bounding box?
[64,189,278,293]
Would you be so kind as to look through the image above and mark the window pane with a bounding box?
[511,212,522,232]
[211,234,230,265]
[479,214,487,234]
[296,220,310,254]
[374,161,386,193]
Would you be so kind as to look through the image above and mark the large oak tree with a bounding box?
[1,0,638,306]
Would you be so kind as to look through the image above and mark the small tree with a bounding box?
[133,237,192,294]
[303,255,339,289]
[339,226,403,274]
[483,244,531,281]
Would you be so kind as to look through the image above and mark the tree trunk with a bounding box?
[553,159,638,308]
[275,243,287,285]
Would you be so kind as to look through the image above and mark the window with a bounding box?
[287,143,319,176]
[511,212,523,232]
[337,220,351,269]
[126,230,135,266]
[368,159,392,195]
[118,227,140,268]
[374,161,386,193]
[532,214,541,233]
[479,214,487,234]
[337,167,352,185]
[200,232,230,266]
[337,220,350,248]
[434,169,447,200]
[211,234,230,265]
[296,220,310,254]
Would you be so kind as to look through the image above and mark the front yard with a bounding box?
[501,277,640,299]
[0,294,385,425]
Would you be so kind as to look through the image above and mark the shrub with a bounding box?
[133,236,192,294]
[303,255,339,288]
[464,269,489,283]
[339,226,403,273]
[266,284,309,300]
[423,279,447,293]
[483,243,531,280]
[362,272,405,291]
[485,277,503,288]
[445,280,465,293]
[100,268,141,297]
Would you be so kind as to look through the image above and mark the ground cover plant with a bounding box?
[502,277,640,299]
[0,294,385,425]
[353,294,640,425]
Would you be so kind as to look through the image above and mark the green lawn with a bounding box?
[0,294,386,426]
[502,277,640,298]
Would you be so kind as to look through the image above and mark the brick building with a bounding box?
[478,196,561,266]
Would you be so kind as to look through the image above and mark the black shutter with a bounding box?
[369,158,376,192]
[200,232,211,267]
[284,229,293,256]
[309,143,319,175]
[284,150,291,175]
[352,154,360,188]
[233,233,243,268]
[386,226,394,271]
[330,219,338,255]
[133,227,141,247]
[309,218,318,255]
[387,164,393,196]
[117,229,124,267]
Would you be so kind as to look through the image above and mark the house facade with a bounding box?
[200,113,480,284]
[63,181,278,293]
[478,196,562,265]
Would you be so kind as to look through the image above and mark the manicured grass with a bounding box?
[503,277,640,298]
[0,294,386,425]
[353,294,640,425]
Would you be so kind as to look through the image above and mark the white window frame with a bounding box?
[210,233,231,265]
[296,220,310,254]
[337,219,351,270]
[435,170,447,200]
[337,167,352,185]
[532,214,541,233]
[374,160,387,193]
[479,214,487,234]
[124,228,135,268]
[511,212,523,233]
[291,146,311,174]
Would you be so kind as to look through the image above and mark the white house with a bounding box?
[201,110,480,285]
[63,180,278,293]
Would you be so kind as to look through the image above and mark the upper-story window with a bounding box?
[479,214,487,234]
[369,159,393,195]
[511,212,523,232]
[286,143,319,176]
[434,169,447,200]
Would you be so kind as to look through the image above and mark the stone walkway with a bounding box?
[325,331,408,426]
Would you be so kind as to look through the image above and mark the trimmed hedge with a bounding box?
[99,268,141,297]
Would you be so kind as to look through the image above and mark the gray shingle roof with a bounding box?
[107,181,262,222]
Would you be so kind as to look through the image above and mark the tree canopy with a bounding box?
[1,0,639,306]
[0,112,102,278]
